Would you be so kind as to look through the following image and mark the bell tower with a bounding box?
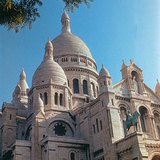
[121,60,147,95]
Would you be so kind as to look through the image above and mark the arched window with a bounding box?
[154,113,160,123]
[73,79,79,94]
[70,152,75,160]
[60,93,63,106]
[44,92,48,105]
[91,82,96,97]
[154,112,160,139]
[83,80,88,94]
[55,92,58,105]
[152,155,160,160]
[139,106,148,132]
[157,126,160,139]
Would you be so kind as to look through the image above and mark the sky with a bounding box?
[0,0,160,106]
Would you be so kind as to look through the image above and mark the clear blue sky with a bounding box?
[0,0,160,106]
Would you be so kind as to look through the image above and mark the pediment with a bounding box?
[144,84,160,103]
[113,79,129,96]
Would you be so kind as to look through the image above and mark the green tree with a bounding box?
[0,0,93,32]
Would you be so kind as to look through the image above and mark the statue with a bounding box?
[124,111,140,131]
[133,76,139,93]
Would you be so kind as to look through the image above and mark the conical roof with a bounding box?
[99,65,111,77]
[155,80,160,95]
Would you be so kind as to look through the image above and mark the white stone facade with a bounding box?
[1,11,160,160]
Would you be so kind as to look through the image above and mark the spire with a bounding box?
[20,68,26,80]
[61,10,71,33]
[155,79,160,96]
[12,69,29,103]
[44,39,53,61]
[130,59,134,64]
[18,69,29,91]
[99,64,111,77]
[121,59,126,69]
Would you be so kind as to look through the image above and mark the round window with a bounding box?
[54,123,67,136]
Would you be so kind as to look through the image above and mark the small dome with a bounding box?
[32,41,67,87]
[52,32,93,59]
[99,65,111,77]
[32,59,67,87]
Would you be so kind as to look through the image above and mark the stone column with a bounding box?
[64,87,69,109]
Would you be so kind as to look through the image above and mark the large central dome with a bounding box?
[49,11,99,100]
[51,11,95,63]
[52,32,93,59]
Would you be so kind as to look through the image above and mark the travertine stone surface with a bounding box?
[1,11,160,160]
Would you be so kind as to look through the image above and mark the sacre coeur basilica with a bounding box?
[1,11,160,160]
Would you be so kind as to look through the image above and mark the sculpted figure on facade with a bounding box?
[133,76,139,93]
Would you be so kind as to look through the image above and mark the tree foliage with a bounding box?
[0,0,93,32]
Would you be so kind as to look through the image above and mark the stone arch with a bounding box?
[69,150,77,160]
[149,152,160,160]
[153,111,160,139]
[137,104,151,115]
[70,152,76,160]
[152,155,160,160]
[131,70,139,78]
[116,101,130,113]
[139,106,149,133]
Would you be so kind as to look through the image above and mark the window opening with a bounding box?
[73,79,79,94]
[60,93,63,106]
[55,92,58,105]
[83,80,88,94]
[44,92,48,105]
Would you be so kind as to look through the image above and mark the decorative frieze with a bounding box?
[151,103,160,108]
[115,95,130,102]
